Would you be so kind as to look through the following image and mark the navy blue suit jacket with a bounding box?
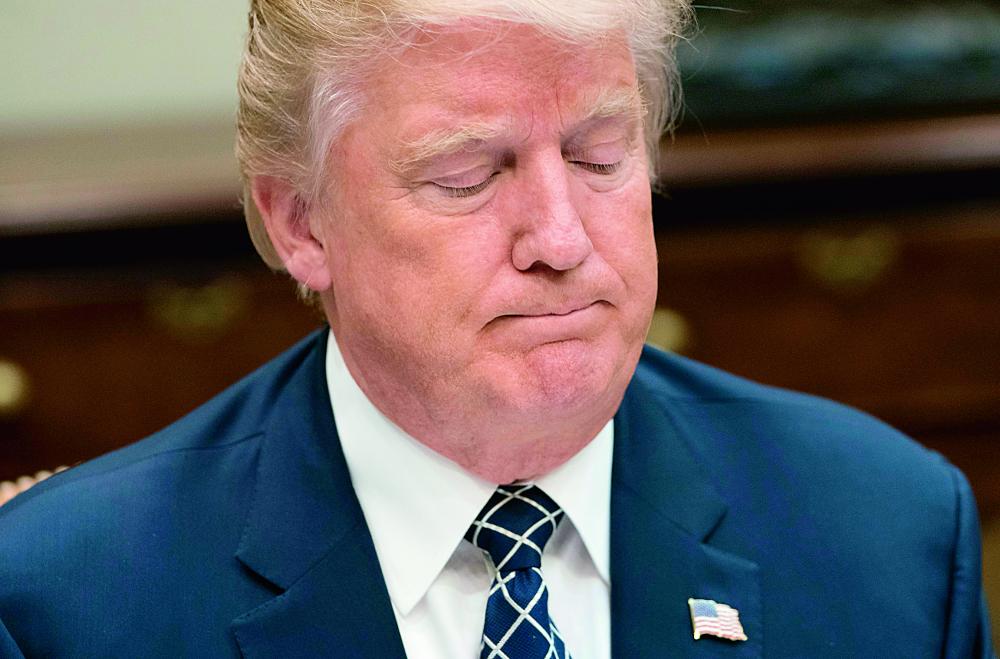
[0,330,992,657]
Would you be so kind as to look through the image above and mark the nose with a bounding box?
[510,159,594,272]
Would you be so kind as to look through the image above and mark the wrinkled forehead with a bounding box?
[360,21,640,131]
[383,21,632,87]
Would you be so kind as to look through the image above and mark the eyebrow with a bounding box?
[390,121,510,175]
[389,86,645,175]
[577,86,647,125]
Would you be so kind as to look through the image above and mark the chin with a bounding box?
[501,339,632,418]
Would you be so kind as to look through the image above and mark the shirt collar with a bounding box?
[325,330,613,615]
[535,419,613,585]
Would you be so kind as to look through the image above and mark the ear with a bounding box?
[250,175,332,292]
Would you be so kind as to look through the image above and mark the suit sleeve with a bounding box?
[0,616,27,659]
[943,464,995,659]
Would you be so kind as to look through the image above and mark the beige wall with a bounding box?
[0,1,246,134]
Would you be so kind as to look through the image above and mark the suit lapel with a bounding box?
[230,332,406,659]
[611,372,762,658]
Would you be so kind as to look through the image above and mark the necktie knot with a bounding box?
[466,484,564,572]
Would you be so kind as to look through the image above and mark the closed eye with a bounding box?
[572,160,623,175]
[432,172,499,198]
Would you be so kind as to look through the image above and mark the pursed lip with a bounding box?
[486,300,609,345]
[498,300,603,319]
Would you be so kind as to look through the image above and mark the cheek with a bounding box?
[588,183,656,282]
[426,223,514,329]
[334,210,511,332]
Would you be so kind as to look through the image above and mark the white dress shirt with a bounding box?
[325,331,613,659]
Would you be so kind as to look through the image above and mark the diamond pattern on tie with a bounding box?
[466,484,572,659]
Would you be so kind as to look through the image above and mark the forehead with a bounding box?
[361,22,639,139]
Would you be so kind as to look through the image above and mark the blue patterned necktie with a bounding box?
[466,484,572,659]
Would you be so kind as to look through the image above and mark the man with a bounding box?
[0,0,992,657]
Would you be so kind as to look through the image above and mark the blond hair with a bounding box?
[236,0,692,269]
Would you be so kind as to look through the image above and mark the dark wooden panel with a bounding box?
[0,268,321,479]
[656,204,1000,431]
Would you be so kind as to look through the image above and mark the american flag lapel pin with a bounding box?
[688,598,748,642]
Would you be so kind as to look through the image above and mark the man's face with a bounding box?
[315,23,657,481]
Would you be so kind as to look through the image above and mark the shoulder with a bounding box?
[0,330,325,581]
[0,331,330,654]
[631,344,951,488]
[0,330,327,653]
[627,345,974,566]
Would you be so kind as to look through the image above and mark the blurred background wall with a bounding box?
[2,0,999,644]
[1,1,243,133]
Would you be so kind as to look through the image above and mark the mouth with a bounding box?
[501,300,603,319]
[489,301,609,344]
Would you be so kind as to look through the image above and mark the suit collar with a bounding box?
[612,367,729,542]
[229,334,761,657]
[235,331,364,589]
[610,364,762,657]
[232,331,406,658]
